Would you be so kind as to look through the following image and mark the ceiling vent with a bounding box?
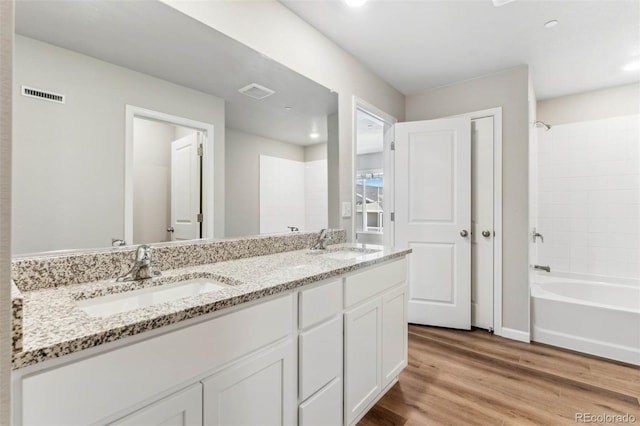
[238,83,275,100]
[21,86,65,104]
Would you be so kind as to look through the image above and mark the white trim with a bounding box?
[499,327,530,343]
[124,106,215,245]
[351,97,397,246]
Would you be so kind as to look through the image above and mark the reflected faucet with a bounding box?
[111,238,126,247]
[310,229,332,250]
[116,245,161,282]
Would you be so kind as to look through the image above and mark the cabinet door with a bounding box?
[344,298,382,426]
[202,340,295,426]
[381,285,408,388]
[109,383,202,426]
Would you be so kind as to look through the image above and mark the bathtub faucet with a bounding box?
[534,265,551,273]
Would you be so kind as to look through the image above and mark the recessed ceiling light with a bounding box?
[544,20,558,28]
[623,60,640,71]
[345,0,367,8]
[310,132,320,139]
[284,106,292,111]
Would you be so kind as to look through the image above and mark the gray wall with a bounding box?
[13,35,225,254]
[0,1,12,422]
[538,82,640,125]
[405,65,531,334]
[304,143,327,162]
[225,128,305,237]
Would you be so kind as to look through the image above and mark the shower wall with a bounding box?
[536,114,640,280]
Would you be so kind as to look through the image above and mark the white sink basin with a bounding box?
[78,278,230,318]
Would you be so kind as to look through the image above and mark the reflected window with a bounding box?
[356,172,383,233]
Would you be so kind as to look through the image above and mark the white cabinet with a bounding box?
[343,259,407,426]
[382,285,408,388]
[344,298,382,425]
[110,383,203,426]
[297,279,343,426]
[299,316,342,401]
[298,378,342,426]
[202,340,295,426]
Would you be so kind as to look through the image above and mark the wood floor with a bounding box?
[359,325,640,426]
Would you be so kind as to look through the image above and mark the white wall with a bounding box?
[537,115,640,280]
[161,0,406,240]
[12,35,225,254]
[405,65,531,333]
[0,1,12,422]
[225,128,305,237]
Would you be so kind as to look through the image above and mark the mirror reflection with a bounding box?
[13,0,338,255]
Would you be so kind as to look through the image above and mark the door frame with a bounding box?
[351,97,397,247]
[450,107,503,336]
[124,105,215,245]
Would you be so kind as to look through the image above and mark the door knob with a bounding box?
[167,227,175,233]
[460,230,469,237]
[482,230,491,238]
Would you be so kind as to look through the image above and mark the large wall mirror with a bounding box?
[13,0,338,255]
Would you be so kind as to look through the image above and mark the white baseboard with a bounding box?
[498,327,530,343]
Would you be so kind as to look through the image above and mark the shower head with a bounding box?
[534,120,551,131]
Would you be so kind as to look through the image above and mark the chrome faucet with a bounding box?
[534,265,551,273]
[116,244,161,282]
[310,229,332,250]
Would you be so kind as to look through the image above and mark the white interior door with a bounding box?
[170,133,201,241]
[395,117,471,329]
[471,117,495,330]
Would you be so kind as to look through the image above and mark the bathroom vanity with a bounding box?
[10,233,410,426]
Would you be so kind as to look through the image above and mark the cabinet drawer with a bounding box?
[299,279,342,329]
[344,259,406,307]
[299,378,342,426]
[299,316,342,401]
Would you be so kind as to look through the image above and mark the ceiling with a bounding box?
[281,0,640,100]
[15,1,337,146]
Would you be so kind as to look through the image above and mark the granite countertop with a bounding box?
[13,243,410,369]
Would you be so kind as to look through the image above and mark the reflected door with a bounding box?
[170,133,201,241]
[395,117,471,329]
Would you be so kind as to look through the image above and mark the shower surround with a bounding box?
[536,114,640,280]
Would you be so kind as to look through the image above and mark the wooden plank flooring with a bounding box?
[359,325,640,425]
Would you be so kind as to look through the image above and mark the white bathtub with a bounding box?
[531,274,640,366]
